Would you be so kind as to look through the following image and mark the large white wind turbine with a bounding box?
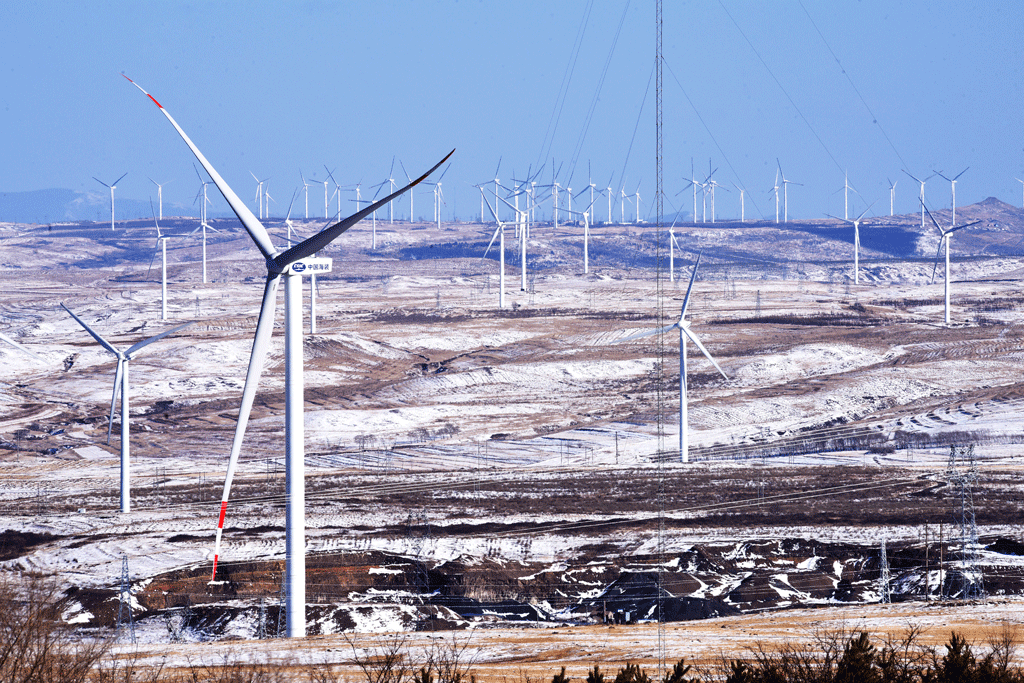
[934,167,968,226]
[125,75,451,638]
[62,303,192,513]
[617,253,728,462]
[924,203,980,325]
[903,170,934,228]
[827,203,875,285]
[93,173,128,232]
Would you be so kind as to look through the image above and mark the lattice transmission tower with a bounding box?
[115,553,136,643]
[946,444,984,600]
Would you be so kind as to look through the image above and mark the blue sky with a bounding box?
[2,1,1022,223]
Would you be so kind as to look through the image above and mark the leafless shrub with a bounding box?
[0,574,109,683]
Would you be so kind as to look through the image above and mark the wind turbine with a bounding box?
[148,177,171,220]
[777,160,801,223]
[250,172,269,220]
[617,253,728,462]
[827,203,875,286]
[925,203,980,325]
[93,173,128,232]
[188,164,219,284]
[668,223,683,282]
[769,169,780,224]
[732,183,746,222]
[482,195,508,308]
[934,167,968,226]
[299,171,311,220]
[61,303,192,513]
[887,178,897,216]
[840,172,853,220]
[903,170,934,228]
[633,182,642,224]
[147,199,171,320]
[125,75,451,638]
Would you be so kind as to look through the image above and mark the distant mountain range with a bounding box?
[0,188,232,225]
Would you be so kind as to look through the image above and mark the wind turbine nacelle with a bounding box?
[288,257,333,275]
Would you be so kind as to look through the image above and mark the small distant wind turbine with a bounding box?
[769,169,780,224]
[827,202,875,286]
[777,160,801,223]
[146,199,171,320]
[482,195,508,308]
[903,170,935,228]
[633,182,643,224]
[934,167,968,226]
[250,172,270,220]
[299,171,311,220]
[925,203,980,325]
[668,224,683,281]
[62,303,192,513]
[887,178,897,216]
[188,164,219,284]
[617,253,728,462]
[148,177,171,220]
[93,173,128,232]
[732,183,746,222]
[841,172,853,220]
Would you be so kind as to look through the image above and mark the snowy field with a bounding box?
[1,205,1024,668]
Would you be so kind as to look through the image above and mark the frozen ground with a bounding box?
[1,202,1024,663]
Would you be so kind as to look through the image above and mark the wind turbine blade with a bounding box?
[147,246,159,280]
[285,188,298,221]
[212,275,280,580]
[680,251,704,319]
[947,220,981,235]
[126,321,195,357]
[61,304,120,357]
[617,324,679,344]
[274,149,455,269]
[93,177,111,189]
[114,172,128,187]
[953,167,969,181]
[124,76,277,260]
[681,326,729,380]
[484,224,502,256]
[670,232,683,251]
[107,358,123,444]
[931,237,944,284]
[0,332,46,364]
[482,193,501,224]
[922,203,944,233]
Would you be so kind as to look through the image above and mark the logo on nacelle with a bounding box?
[289,257,333,275]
